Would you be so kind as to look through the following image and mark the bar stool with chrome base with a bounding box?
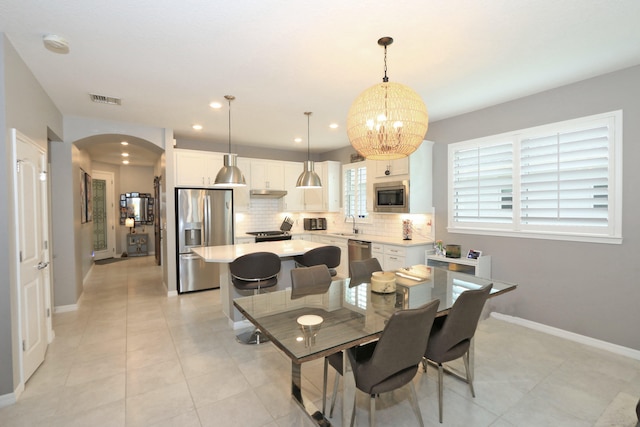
[229,251,281,344]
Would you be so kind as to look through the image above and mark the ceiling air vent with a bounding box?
[89,93,121,105]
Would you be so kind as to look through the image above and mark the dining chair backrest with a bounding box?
[351,298,439,394]
[427,284,492,359]
[290,264,333,299]
[349,257,382,288]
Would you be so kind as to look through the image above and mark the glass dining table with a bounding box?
[233,265,517,427]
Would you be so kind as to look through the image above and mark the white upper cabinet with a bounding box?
[174,149,224,187]
[304,161,340,212]
[283,161,306,212]
[372,157,409,178]
[366,140,434,213]
[233,157,252,212]
[250,159,285,190]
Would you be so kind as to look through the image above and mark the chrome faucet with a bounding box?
[348,214,358,234]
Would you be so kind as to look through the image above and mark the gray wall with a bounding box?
[50,141,81,307]
[1,34,63,395]
[428,65,640,350]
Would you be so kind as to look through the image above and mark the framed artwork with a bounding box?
[467,249,482,259]
[80,169,87,224]
[85,172,93,222]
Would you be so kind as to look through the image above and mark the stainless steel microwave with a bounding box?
[373,180,409,213]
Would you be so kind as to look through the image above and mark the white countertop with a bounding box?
[192,240,328,263]
[301,231,433,247]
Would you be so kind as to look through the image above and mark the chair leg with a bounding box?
[409,381,425,427]
[463,351,476,398]
[350,394,357,427]
[322,358,328,414]
[329,371,340,417]
[369,394,376,427]
[437,363,444,423]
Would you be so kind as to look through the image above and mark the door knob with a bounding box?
[36,261,49,270]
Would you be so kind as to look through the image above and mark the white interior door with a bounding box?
[14,130,50,382]
[92,170,116,260]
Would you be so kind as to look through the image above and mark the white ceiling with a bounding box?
[2,0,640,166]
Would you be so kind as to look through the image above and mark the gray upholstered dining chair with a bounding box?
[290,264,332,299]
[422,283,493,423]
[348,257,382,288]
[322,257,384,416]
[346,299,440,427]
[294,245,341,276]
[229,251,281,344]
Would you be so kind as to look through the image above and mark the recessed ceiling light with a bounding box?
[329,123,339,129]
[192,124,203,130]
[121,141,129,145]
[121,153,129,157]
[122,160,130,165]
[294,137,302,143]
[210,102,222,109]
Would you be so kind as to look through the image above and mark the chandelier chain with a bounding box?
[383,44,389,83]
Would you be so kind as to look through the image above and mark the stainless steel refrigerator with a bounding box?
[176,188,234,293]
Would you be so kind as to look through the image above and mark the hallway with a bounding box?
[1,256,639,426]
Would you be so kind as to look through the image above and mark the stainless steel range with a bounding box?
[247,216,294,243]
[246,230,292,243]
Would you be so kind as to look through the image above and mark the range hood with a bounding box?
[250,189,288,198]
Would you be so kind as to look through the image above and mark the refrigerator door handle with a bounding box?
[203,194,209,246]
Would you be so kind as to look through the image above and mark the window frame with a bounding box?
[342,162,370,223]
[447,111,623,244]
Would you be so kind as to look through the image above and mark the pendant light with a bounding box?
[214,95,246,187]
[346,37,429,160]
[296,112,322,188]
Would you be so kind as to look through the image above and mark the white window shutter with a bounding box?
[452,142,513,224]
[520,122,610,228]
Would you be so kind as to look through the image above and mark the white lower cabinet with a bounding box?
[373,243,429,271]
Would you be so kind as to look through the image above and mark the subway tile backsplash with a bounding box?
[234,198,433,241]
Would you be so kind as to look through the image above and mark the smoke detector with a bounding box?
[43,34,69,54]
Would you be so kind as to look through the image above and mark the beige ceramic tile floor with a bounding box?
[1,256,639,426]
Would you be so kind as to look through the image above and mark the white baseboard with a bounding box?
[0,384,21,408]
[54,303,78,313]
[232,319,253,330]
[491,312,640,361]
[167,290,178,297]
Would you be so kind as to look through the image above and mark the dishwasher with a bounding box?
[348,239,372,268]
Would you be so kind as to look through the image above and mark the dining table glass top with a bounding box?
[233,265,516,364]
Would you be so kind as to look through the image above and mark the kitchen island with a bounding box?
[192,240,329,326]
